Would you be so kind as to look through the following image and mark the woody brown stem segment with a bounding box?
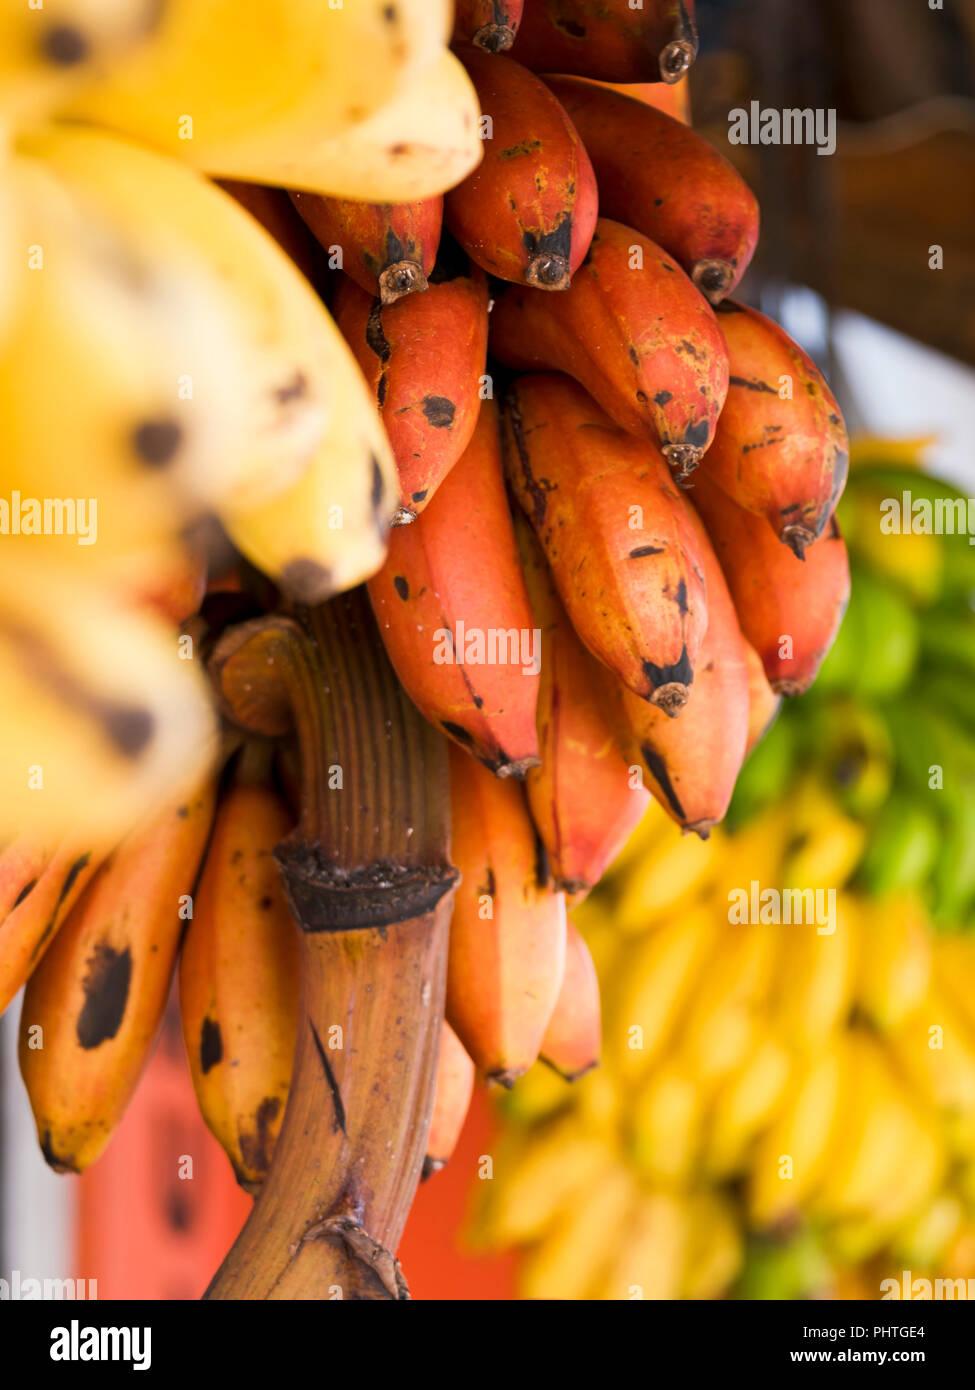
[204,590,457,1300]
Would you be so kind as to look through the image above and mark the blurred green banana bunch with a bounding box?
[479,438,975,1302]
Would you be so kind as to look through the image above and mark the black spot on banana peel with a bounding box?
[200,1016,223,1074]
[13,878,38,909]
[132,418,183,467]
[76,942,132,1049]
[40,25,88,66]
[236,1096,283,1189]
[421,395,456,428]
[29,853,92,963]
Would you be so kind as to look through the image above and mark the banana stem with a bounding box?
[205,590,457,1300]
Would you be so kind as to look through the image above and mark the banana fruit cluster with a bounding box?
[474,793,975,1299]
[2,5,968,1310]
[475,438,975,1298]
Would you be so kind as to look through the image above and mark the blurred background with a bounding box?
[2,0,974,1300]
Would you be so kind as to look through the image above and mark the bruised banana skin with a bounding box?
[0,840,102,1016]
[703,301,849,553]
[490,219,729,477]
[691,470,851,696]
[452,0,525,52]
[367,399,540,774]
[65,0,454,188]
[502,372,708,713]
[510,0,698,84]
[423,1021,476,1177]
[179,758,299,1193]
[19,778,217,1173]
[332,266,489,522]
[445,746,567,1085]
[543,77,758,303]
[611,504,749,836]
[540,922,601,1081]
[290,193,443,304]
[516,513,650,894]
[445,49,598,291]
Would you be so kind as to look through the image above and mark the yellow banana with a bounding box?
[894,1193,965,1270]
[768,892,859,1052]
[263,50,484,203]
[748,1041,845,1228]
[703,1033,791,1179]
[9,126,398,591]
[590,1191,687,1302]
[781,783,867,889]
[853,893,932,1031]
[608,905,718,1080]
[680,1190,743,1300]
[888,989,975,1151]
[499,1060,572,1126]
[613,817,717,935]
[0,0,159,125]
[709,810,790,915]
[520,1163,636,1301]
[626,1062,701,1184]
[934,935,975,1038]
[481,1118,614,1249]
[812,1033,945,1255]
[0,559,218,848]
[66,1,457,190]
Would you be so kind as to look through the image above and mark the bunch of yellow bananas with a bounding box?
[475,793,975,1299]
[0,1,481,850]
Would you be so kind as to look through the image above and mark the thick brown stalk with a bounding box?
[204,590,457,1299]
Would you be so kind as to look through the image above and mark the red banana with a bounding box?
[332,265,489,520]
[490,218,729,478]
[424,1021,476,1178]
[702,301,849,553]
[502,372,708,714]
[611,506,749,836]
[691,470,851,696]
[444,49,598,291]
[367,398,540,774]
[744,639,781,754]
[0,838,102,1015]
[445,745,567,1085]
[510,0,698,84]
[543,77,758,303]
[540,922,601,1081]
[516,512,649,895]
[289,192,443,303]
[452,0,525,52]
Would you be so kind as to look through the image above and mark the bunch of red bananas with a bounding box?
[338,0,850,1156]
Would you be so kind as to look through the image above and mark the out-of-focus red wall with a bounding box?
[77,998,515,1300]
